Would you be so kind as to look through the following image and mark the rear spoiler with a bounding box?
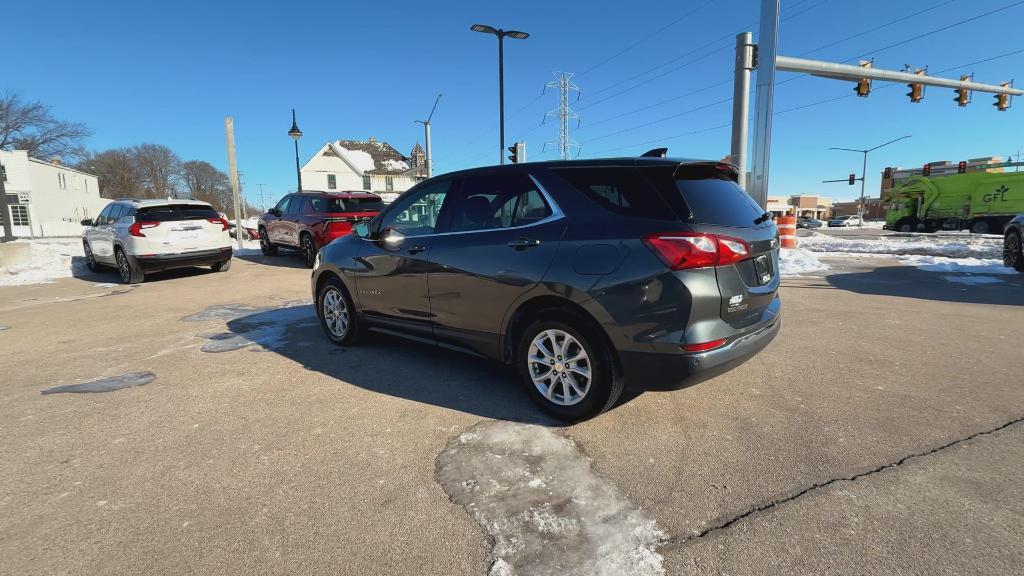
[674,162,740,183]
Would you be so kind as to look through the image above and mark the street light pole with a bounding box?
[828,135,911,227]
[471,24,529,166]
[288,109,303,192]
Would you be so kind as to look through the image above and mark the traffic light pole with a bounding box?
[731,32,754,191]
[747,0,779,209]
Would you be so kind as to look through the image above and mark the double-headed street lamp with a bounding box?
[825,135,912,227]
[288,109,303,192]
[470,24,529,165]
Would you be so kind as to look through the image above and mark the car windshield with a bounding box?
[136,204,218,221]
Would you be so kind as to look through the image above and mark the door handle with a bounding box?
[407,245,427,255]
[507,237,541,249]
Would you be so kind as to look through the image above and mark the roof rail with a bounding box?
[116,197,141,202]
[641,148,668,158]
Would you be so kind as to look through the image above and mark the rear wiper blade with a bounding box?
[754,211,772,225]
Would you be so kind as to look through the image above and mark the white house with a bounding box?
[300,138,427,202]
[0,150,106,237]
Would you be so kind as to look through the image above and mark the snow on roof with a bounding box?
[338,148,376,173]
[333,139,418,175]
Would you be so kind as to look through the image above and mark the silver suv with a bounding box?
[82,199,233,283]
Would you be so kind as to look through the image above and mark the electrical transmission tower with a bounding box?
[543,72,581,159]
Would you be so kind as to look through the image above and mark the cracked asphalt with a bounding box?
[1,252,1022,575]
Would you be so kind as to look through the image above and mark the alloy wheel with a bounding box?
[1005,232,1022,268]
[322,288,349,338]
[84,244,96,269]
[117,252,130,282]
[527,329,592,406]
[303,236,316,265]
[260,230,270,252]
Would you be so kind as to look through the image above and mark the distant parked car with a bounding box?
[82,199,233,284]
[828,215,862,227]
[258,191,384,267]
[1004,213,1024,272]
[797,218,823,229]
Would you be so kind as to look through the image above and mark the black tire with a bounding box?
[115,248,144,284]
[301,233,318,268]
[211,259,232,272]
[970,219,990,235]
[259,227,278,256]
[316,276,361,345]
[896,220,914,233]
[83,241,101,272]
[516,319,623,422]
[1004,230,1024,272]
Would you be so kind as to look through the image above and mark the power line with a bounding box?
[581,96,733,143]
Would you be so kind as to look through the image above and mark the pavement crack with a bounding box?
[670,416,1024,547]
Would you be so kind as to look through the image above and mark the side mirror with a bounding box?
[81,218,94,227]
[353,222,370,238]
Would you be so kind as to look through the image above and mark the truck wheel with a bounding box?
[1005,230,1024,272]
[970,220,991,234]
[896,220,914,233]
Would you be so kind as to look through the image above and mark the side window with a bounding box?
[553,167,673,219]
[448,173,549,233]
[109,204,126,223]
[274,196,291,214]
[327,174,337,190]
[306,197,327,213]
[286,196,305,214]
[95,204,113,226]
[383,179,451,237]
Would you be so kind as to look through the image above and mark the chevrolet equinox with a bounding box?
[311,155,781,420]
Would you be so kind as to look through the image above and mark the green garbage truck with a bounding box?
[884,171,1024,234]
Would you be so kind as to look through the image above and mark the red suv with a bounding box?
[258,191,384,266]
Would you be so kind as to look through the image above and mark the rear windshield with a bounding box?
[644,164,766,227]
[311,196,384,213]
[136,204,218,222]
[551,166,676,220]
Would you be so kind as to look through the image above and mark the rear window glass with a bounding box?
[646,165,766,227]
[551,167,675,220]
[309,196,384,213]
[136,204,218,222]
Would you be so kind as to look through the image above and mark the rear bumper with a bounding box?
[617,315,781,389]
[134,247,232,271]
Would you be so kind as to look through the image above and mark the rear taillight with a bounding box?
[129,221,159,237]
[208,217,229,231]
[681,338,728,353]
[642,233,751,270]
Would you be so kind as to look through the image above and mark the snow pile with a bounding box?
[799,232,1001,259]
[778,248,829,276]
[897,255,1017,275]
[942,275,1005,285]
[233,239,263,256]
[0,240,87,286]
[381,159,409,172]
[436,421,666,576]
[337,147,375,172]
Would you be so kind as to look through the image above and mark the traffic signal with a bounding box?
[508,144,518,164]
[994,82,1012,111]
[848,173,856,185]
[953,74,971,107]
[957,161,967,174]
[907,69,925,103]
[923,163,931,176]
[883,166,892,180]
[854,60,872,97]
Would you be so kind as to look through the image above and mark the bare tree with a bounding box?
[0,91,91,163]
[78,148,142,199]
[132,143,182,198]
[181,160,231,211]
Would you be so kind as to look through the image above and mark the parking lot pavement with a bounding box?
[1,253,1022,575]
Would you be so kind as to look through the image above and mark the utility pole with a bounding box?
[731,32,755,191]
[238,171,246,219]
[0,162,12,241]
[415,94,442,178]
[544,72,581,160]
[225,117,243,250]
[256,183,270,212]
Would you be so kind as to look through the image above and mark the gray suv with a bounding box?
[310,156,781,420]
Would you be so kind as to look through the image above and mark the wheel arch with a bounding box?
[501,294,620,374]
[313,268,357,309]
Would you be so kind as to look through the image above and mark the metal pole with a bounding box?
[293,139,302,192]
[424,121,433,178]
[859,151,867,227]
[749,0,780,208]
[731,32,753,191]
[0,162,12,241]
[498,33,505,165]
[225,117,243,250]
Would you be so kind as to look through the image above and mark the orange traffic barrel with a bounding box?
[777,216,798,249]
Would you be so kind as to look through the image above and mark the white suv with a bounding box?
[82,199,233,283]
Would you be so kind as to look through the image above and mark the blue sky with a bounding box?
[7,0,1024,205]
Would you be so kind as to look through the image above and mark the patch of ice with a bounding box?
[941,275,1004,285]
[436,421,666,576]
[897,255,1017,275]
[778,248,829,276]
[0,240,87,286]
[800,232,1001,259]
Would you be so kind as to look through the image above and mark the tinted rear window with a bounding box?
[309,196,384,213]
[644,165,766,227]
[136,204,218,222]
[552,167,675,220]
